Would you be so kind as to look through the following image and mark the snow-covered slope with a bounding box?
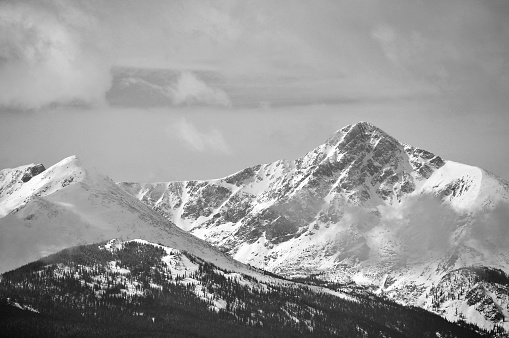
[119,121,509,330]
[0,162,46,216]
[0,156,253,277]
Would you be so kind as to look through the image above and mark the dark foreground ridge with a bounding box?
[0,240,492,337]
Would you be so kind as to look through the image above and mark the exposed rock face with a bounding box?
[20,164,46,182]
[119,121,509,330]
[120,122,447,253]
[0,163,46,202]
[428,267,509,328]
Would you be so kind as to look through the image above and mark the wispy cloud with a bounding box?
[0,1,111,109]
[169,72,231,107]
[173,119,232,154]
[371,24,452,89]
[3,0,509,111]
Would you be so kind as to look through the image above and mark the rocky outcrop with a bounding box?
[430,267,509,328]
[0,163,46,201]
[20,164,46,182]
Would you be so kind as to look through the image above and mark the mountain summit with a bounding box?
[0,156,251,276]
[119,121,449,253]
[119,121,509,330]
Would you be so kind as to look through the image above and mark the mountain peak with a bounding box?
[50,155,82,169]
[341,121,393,142]
[59,154,80,164]
[341,121,381,134]
[0,155,92,217]
[39,155,88,181]
[325,121,393,149]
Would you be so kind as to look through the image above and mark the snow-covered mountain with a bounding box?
[0,155,251,276]
[119,121,509,330]
[1,121,508,331]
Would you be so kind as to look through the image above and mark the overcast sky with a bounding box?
[1,0,508,182]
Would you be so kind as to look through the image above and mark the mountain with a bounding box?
[0,155,489,336]
[0,155,250,276]
[119,121,509,331]
[0,239,489,337]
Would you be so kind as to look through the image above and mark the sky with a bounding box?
[0,0,508,182]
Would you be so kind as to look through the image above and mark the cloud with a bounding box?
[169,72,231,107]
[371,24,452,89]
[0,1,112,109]
[371,25,400,64]
[470,202,509,247]
[2,0,509,112]
[378,194,458,256]
[173,119,232,154]
[107,69,232,108]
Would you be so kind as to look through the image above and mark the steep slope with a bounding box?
[0,239,489,337]
[119,121,509,330]
[0,156,251,276]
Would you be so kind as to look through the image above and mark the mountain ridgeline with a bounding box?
[1,121,509,334]
[118,122,509,331]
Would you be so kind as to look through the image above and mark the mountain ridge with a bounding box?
[118,121,509,331]
[0,155,257,278]
[1,121,508,331]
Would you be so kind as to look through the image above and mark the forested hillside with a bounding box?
[0,240,493,337]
